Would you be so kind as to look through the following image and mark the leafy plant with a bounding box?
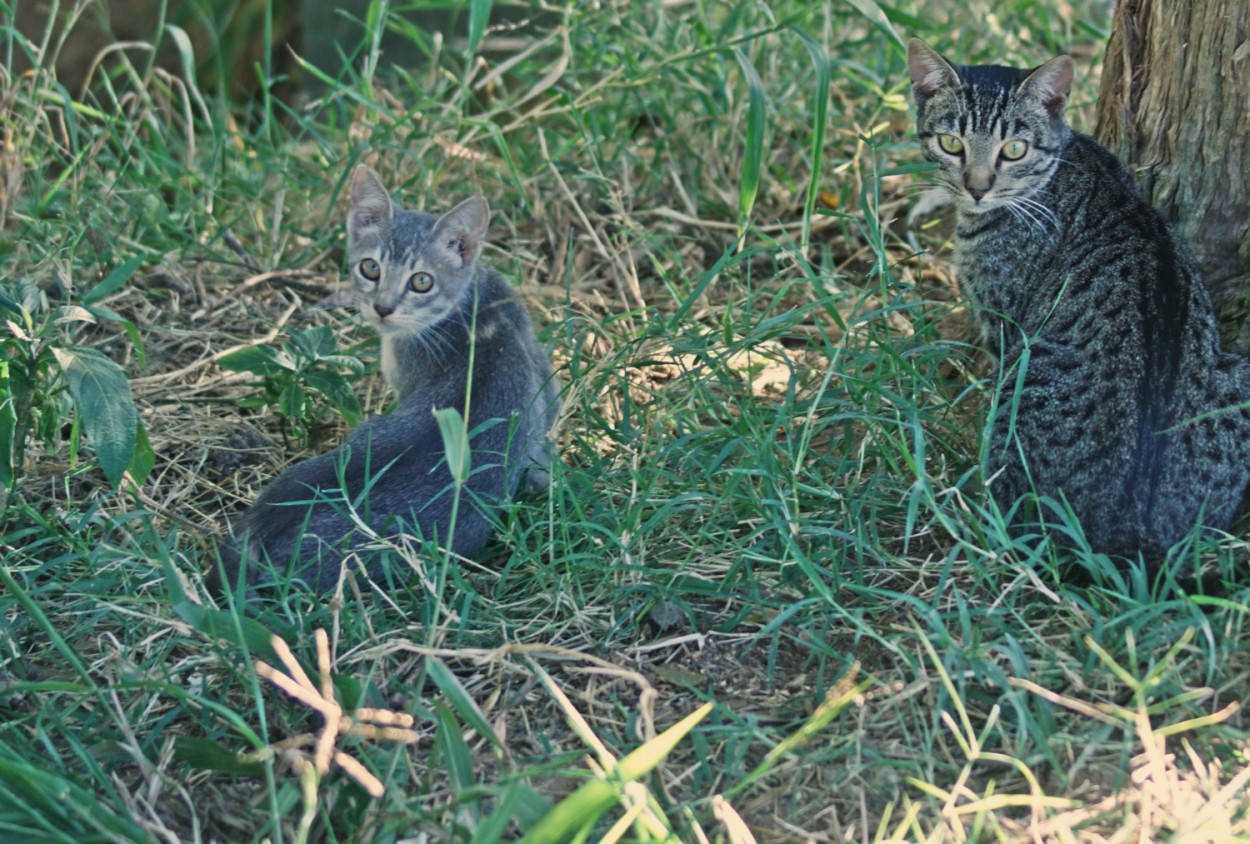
[219,324,365,445]
[0,262,152,489]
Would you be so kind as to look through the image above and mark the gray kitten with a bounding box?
[217,165,560,592]
[907,39,1250,557]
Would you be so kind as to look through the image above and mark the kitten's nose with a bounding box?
[374,303,394,319]
[967,186,989,201]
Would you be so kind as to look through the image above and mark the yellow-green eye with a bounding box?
[358,258,381,281]
[408,271,434,294]
[938,134,964,154]
[1001,139,1029,160]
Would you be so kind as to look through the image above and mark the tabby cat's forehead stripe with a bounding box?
[952,72,1016,137]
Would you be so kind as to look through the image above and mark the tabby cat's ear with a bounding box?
[907,38,959,109]
[427,196,490,269]
[348,165,393,237]
[1019,55,1074,119]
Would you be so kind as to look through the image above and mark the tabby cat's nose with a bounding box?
[964,171,995,202]
[374,303,394,319]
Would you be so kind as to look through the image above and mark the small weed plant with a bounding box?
[0,263,150,489]
[219,324,365,446]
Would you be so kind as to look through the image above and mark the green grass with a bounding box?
[2,0,1250,841]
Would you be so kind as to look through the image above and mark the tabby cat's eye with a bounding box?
[938,134,964,154]
[1001,139,1029,160]
[409,271,435,293]
[358,258,381,281]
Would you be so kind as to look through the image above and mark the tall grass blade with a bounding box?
[793,28,831,254]
[520,701,714,843]
[839,0,905,50]
[434,406,471,484]
[426,657,504,750]
[732,46,767,252]
[468,0,493,55]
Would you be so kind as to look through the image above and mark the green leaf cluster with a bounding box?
[0,261,151,489]
[218,325,365,446]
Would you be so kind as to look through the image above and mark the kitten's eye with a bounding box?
[938,134,964,155]
[358,259,381,281]
[1001,139,1029,160]
[408,271,435,294]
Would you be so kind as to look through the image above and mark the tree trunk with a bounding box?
[1094,0,1250,352]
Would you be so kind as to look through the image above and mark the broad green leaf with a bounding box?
[218,344,287,377]
[435,703,476,792]
[16,276,41,314]
[426,657,503,750]
[279,382,306,420]
[169,590,284,664]
[309,324,338,358]
[53,305,96,325]
[288,324,334,360]
[128,419,155,484]
[163,550,284,664]
[173,737,265,775]
[303,370,363,426]
[52,346,138,487]
[0,287,23,317]
[319,353,367,376]
[434,406,470,484]
[468,0,492,54]
[83,254,144,305]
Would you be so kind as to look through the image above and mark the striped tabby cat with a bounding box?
[907,38,1250,558]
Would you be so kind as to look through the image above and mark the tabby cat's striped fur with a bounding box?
[908,39,1250,557]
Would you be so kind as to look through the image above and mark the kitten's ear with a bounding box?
[427,196,490,269]
[1019,55,1074,119]
[348,165,393,237]
[907,38,960,109]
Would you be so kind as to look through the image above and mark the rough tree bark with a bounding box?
[1094,0,1250,352]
